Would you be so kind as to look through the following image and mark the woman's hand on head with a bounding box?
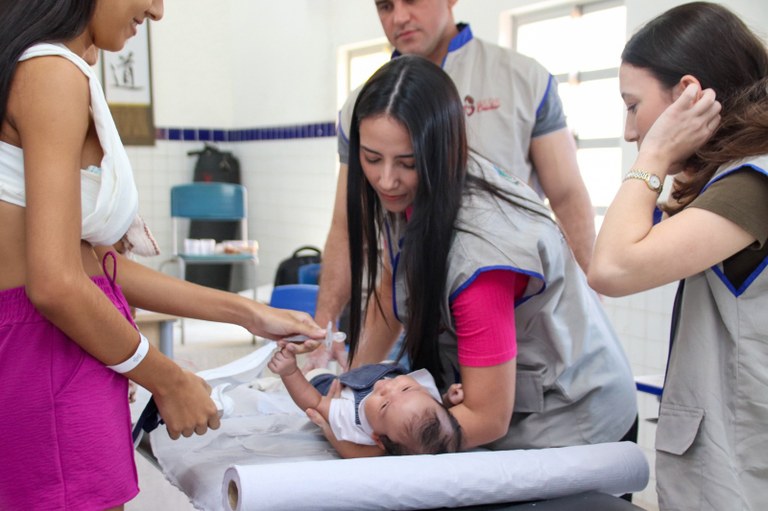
[153,370,221,440]
[640,83,721,175]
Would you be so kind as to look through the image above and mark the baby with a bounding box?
[268,343,463,458]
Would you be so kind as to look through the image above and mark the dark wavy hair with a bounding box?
[379,403,463,455]
[0,0,96,123]
[622,1,768,212]
[346,56,467,387]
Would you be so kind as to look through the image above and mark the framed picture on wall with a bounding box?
[101,22,155,145]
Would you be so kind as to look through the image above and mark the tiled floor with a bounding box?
[127,454,197,511]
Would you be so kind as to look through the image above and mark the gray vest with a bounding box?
[338,26,555,193]
[389,155,637,449]
[656,155,768,511]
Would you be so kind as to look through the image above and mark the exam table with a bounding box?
[133,344,648,511]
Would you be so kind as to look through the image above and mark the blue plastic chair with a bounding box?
[269,284,319,317]
[297,263,322,285]
[161,183,259,344]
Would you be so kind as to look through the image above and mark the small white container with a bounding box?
[184,238,201,255]
[199,238,216,255]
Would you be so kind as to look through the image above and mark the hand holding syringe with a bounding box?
[282,321,346,350]
[133,324,345,446]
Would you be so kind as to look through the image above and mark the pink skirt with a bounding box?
[0,276,139,510]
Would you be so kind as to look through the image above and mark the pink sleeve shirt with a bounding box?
[450,269,528,367]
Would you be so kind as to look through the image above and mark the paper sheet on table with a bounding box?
[151,341,338,510]
[151,384,339,511]
[150,345,648,511]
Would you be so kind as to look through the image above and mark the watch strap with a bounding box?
[624,169,662,194]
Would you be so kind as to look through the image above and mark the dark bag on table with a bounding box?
[273,246,322,286]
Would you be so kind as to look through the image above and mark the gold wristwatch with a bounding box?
[624,169,663,194]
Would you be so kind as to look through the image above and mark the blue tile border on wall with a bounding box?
[156,122,337,142]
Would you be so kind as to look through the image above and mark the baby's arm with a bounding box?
[270,353,384,458]
[268,344,324,411]
[305,407,385,459]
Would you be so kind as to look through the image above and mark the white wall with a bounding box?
[135,0,767,287]
[151,0,235,127]
[134,0,768,316]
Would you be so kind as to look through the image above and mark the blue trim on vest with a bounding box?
[446,24,473,54]
[711,254,768,297]
[392,251,402,323]
[700,162,768,193]
[535,75,555,117]
[701,161,768,296]
[385,221,402,322]
[711,265,739,296]
[392,23,474,68]
[384,221,397,264]
[448,266,546,306]
[652,206,663,225]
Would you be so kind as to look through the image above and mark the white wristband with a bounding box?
[108,333,150,374]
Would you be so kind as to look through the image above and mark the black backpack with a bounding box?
[273,246,322,286]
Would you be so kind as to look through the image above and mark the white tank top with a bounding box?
[0,43,139,248]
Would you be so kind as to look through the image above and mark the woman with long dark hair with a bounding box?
[341,55,637,452]
[0,1,323,508]
[589,3,768,509]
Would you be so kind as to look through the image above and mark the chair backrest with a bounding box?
[297,263,322,285]
[171,183,246,221]
[170,183,248,254]
[269,284,319,317]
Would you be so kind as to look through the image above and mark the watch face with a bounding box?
[649,175,661,190]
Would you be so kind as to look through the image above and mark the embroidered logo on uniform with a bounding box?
[464,95,500,116]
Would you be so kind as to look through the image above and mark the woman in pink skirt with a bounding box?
[0,1,325,509]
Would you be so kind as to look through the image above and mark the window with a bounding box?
[511,1,626,228]
[337,40,392,108]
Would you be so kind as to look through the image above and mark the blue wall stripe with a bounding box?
[156,122,337,142]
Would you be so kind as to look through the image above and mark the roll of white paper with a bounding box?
[221,441,648,511]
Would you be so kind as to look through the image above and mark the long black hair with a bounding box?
[346,56,467,387]
[0,0,96,123]
[622,2,768,211]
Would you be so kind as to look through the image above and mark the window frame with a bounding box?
[509,0,626,217]
[337,38,392,108]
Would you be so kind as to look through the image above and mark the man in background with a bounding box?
[306,0,595,370]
